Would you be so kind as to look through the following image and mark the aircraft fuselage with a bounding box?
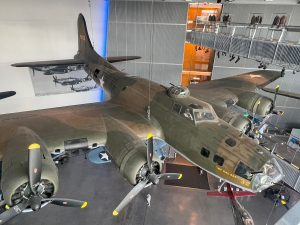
[87,62,281,192]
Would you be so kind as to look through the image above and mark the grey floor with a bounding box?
[5,155,295,225]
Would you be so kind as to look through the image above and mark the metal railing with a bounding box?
[186,22,300,71]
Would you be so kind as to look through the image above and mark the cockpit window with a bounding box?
[194,111,215,122]
[189,104,203,109]
[235,161,253,181]
[213,154,224,166]
[172,100,217,125]
[181,106,194,121]
[172,103,182,114]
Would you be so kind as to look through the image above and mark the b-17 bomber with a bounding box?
[0,14,285,223]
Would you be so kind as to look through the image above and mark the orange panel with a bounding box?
[181,3,222,86]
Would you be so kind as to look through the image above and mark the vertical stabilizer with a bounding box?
[77,13,100,62]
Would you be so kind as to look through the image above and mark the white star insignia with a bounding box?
[100,152,109,161]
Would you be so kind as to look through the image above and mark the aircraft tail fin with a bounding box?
[76,14,142,65]
[74,13,106,62]
[77,13,98,60]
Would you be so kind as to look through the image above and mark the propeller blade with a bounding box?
[273,85,280,107]
[0,202,28,224]
[263,86,300,100]
[47,198,88,208]
[113,179,147,216]
[147,133,154,170]
[159,173,183,180]
[28,143,42,194]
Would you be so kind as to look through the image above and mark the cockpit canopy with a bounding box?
[172,97,218,125]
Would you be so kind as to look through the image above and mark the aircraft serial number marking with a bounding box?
[80,35,85,41]
[216,166,251,187]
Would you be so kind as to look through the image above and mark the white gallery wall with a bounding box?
[0,0,107,114]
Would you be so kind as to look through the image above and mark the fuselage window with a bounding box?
[172,103,182,114]
[235,161,253,181]
[194,111,215,122]
[225,138,236,147]
[200,147,210,158]
[213,154,224,166]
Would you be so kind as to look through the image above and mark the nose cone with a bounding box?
[251,158,284,192]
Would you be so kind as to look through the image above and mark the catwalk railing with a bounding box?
[186,22,300,71]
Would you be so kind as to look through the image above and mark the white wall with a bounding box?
[0,0,106,114]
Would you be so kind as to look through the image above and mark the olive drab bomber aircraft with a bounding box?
[0,14,285,223]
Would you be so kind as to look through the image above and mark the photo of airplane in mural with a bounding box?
[32,65,84,76]
[70,84,97,92]
[53,75,92,86]
[24,54,140,96]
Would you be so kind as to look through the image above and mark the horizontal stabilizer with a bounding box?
[207,191,256,198]
[262,87,300,100]
[106,56,141,63]
[11,56,141,68]
[11,59,84,68]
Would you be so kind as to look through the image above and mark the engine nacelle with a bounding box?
[105,129,162,185]
[236,92,274,117]
[221,111,252,134]
[119,144,161,185]
[1,127,59,206]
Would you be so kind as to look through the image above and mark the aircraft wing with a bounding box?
[0,101,160,160]
[189,70,283,110]
[189,70,283,124]
[190,70,283,92]
[0,102,110,160]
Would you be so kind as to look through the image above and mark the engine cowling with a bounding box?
[119,144,161,185]
[236,92,274,117]
[105,129,162,185]
[221,111,252,134]
[1,127,58,206]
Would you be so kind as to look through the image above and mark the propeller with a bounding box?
[0,201,28,224]
[273,85,280,108]
[28,143,42,195]
[112,134,182,216]
[269,85,284,116]
[0,143,87,224]
[53,76,58,86]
